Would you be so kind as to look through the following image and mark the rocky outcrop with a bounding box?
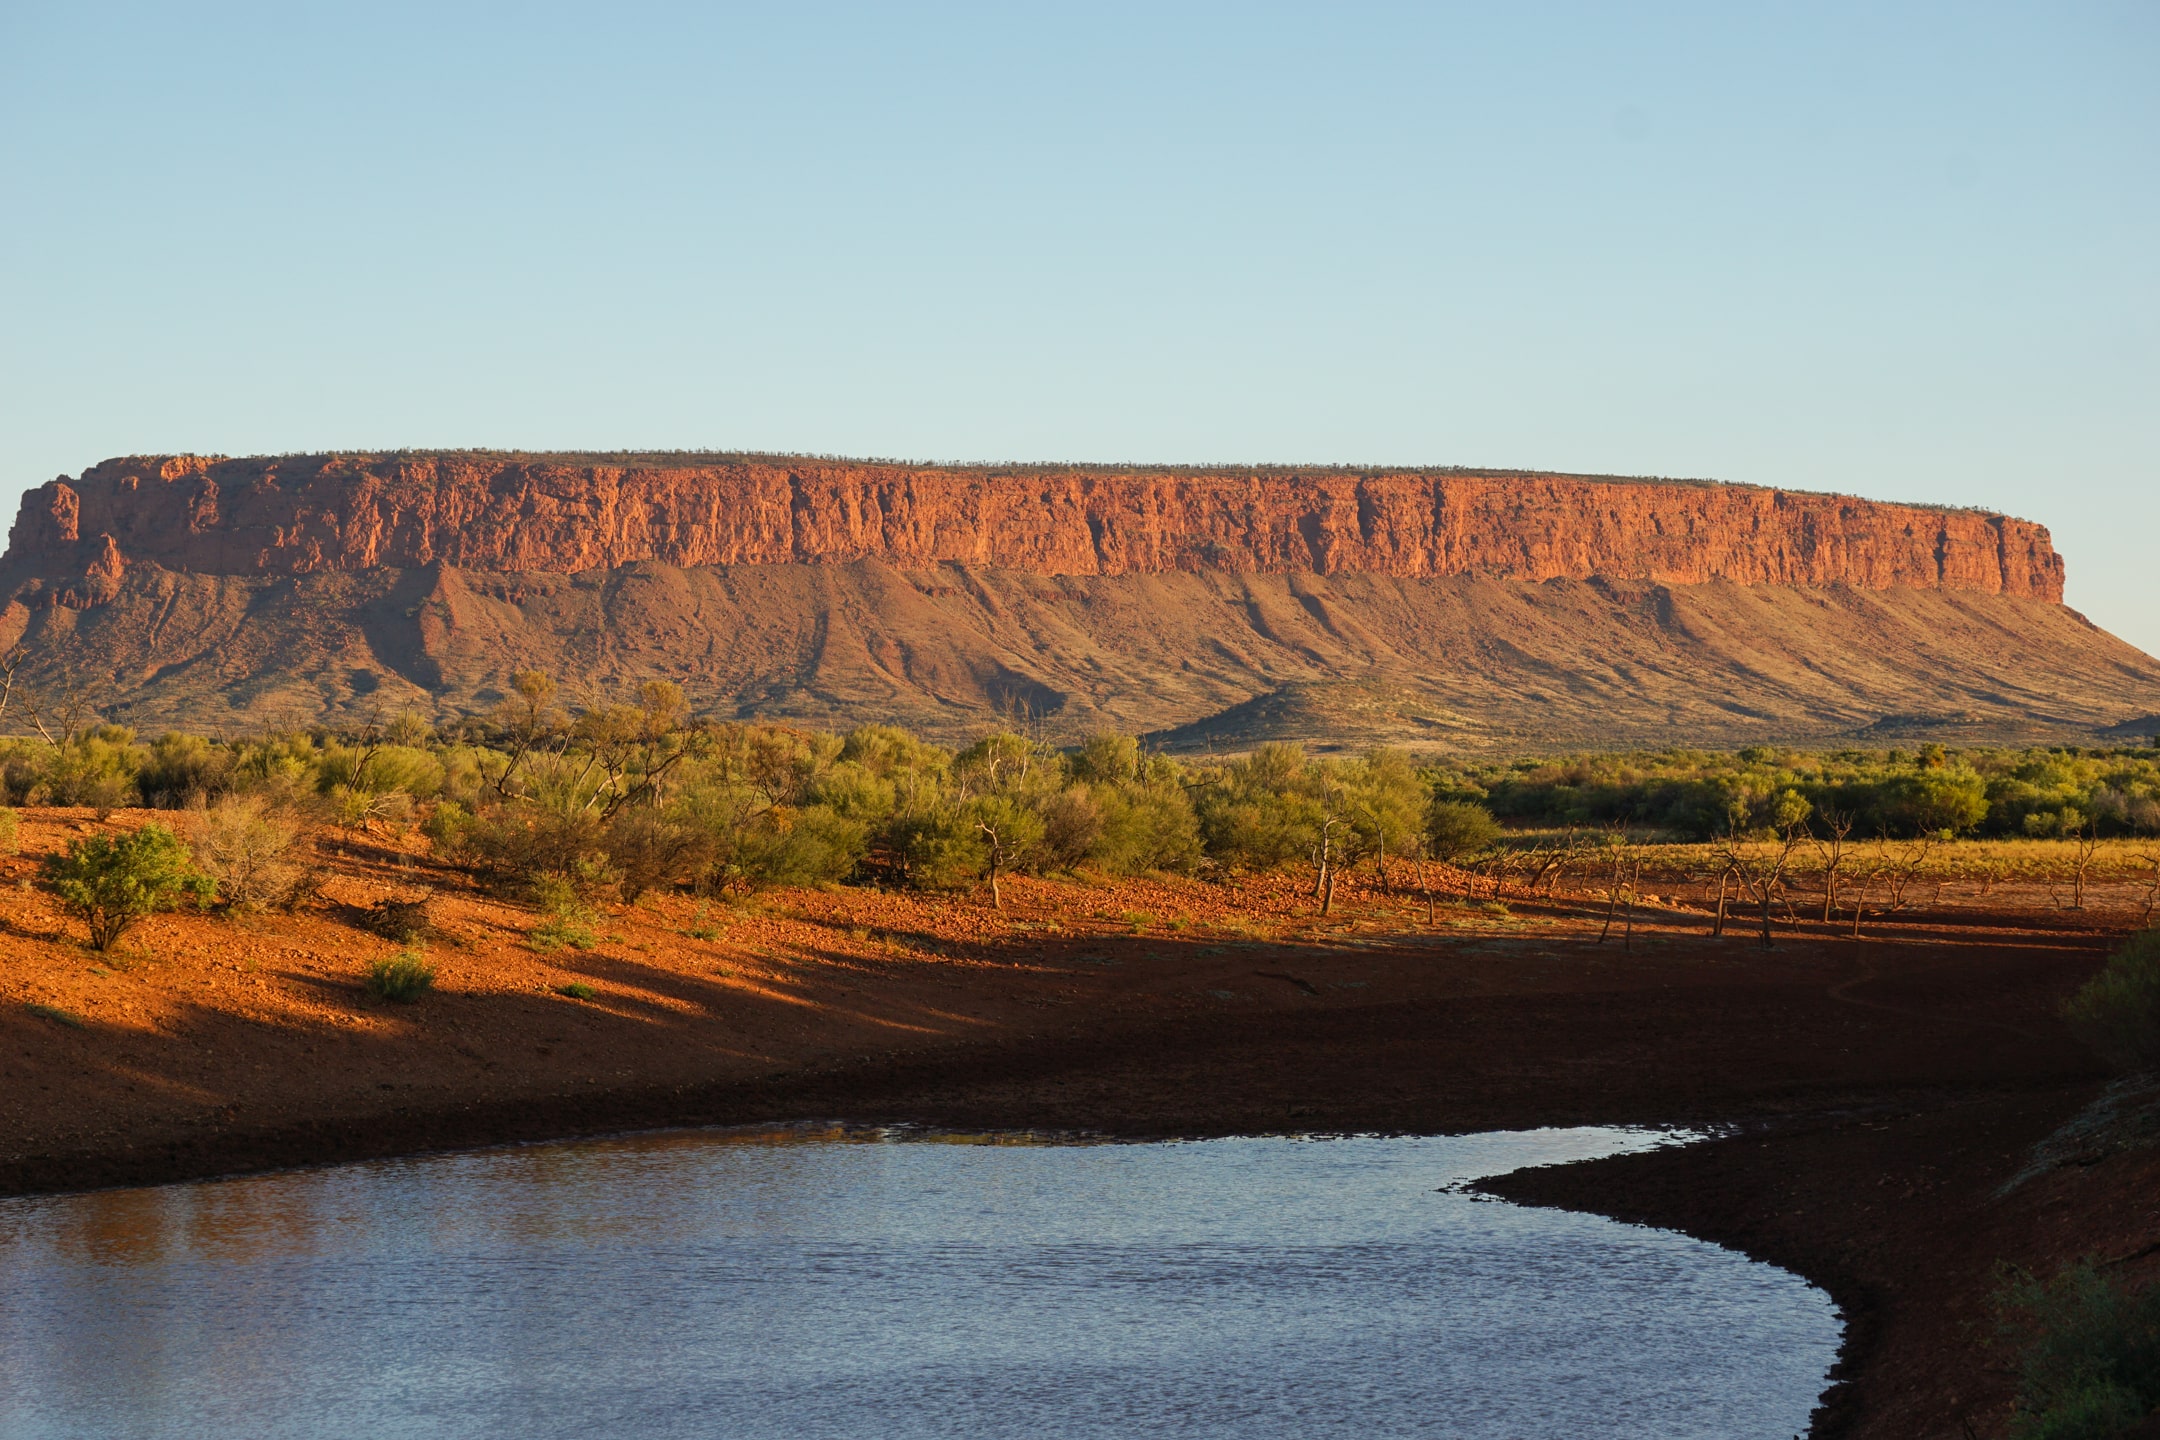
[4,453,2066,601]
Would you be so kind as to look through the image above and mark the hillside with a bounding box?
[2,452,2153,747]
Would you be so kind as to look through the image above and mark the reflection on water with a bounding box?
[0,1126,1839,1439]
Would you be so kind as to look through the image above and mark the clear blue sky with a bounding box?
[3,3,2154,652]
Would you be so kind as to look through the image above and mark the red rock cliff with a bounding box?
[4,453,2066,601]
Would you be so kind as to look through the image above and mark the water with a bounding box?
[0,1127,1839,1439]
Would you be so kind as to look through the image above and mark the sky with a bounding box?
[2,2,2154,651]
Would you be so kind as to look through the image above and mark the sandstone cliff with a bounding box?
[5,453,2065,600]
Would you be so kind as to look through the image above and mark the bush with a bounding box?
[2063,931,2160,1074]
[603,808,712,902]
[1995,1261,2160,1440]
[364,948,435,1002]
[137,731,231,807]
[889,807,988,891]
[0,807,18,855]
[1427,800,1501,862]
[39,726,140,815]
[451,803,605,894]
[190,794,309,912]
[732,804,868,889]
[527,875,599,952]
[41,823,214,951]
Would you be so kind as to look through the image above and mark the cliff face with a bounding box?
[4,453,2065,601]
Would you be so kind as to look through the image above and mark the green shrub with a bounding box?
[40,728,141,816]
[529,915,597,952]
[2063,931,2160,1074]
[364,948,435,1002]
[889,806,989,891]
[527,874,600,952]
[421,799,471,849]
[556,982,596,1000]
[1427,799,1501,862]
[137,732,232,807]
[41,823,214,951]
[733,804,868,888]
[1995,1261,2160,1439]
[0,806,18,855]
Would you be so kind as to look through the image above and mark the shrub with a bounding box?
[556,982,596,1001]
[529,915,598,952]
[190,794,309,912]
[451,803,606,894]
[1995,1261,2160,1440]
[137,731,232,807]
[527,875,599,952]
[0,806,18,855]
[363,948,435,1002]
[421,799,471,849]
[1427,800,1501,862]
[1037,784,1105,870]
[1194,745,1321,871]
[41,823,214,951]
[40,726,140,815]
[604,808,713,902]
[889,807,988,891]
[2063,930,2160,1074]
[733,804,868,889]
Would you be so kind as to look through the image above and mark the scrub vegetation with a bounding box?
[6,681,2159,943]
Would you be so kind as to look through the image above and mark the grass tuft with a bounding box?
[364,948,435,1003]
[529,916,598,953]
[556,982,596,1001]
[26,1002,86,1028]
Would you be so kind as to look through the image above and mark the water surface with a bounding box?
[0,1126,1839,1439]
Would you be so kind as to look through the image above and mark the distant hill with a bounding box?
[1,451,2152,749]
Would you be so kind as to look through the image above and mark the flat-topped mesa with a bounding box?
[6,453,2065,600]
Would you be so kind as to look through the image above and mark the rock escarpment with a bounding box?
[8,453,2065,599]
[0,452,2146,747]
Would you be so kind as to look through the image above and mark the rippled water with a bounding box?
[0,1127,1838,1439]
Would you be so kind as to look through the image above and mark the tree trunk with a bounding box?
[1712,867,1731,938]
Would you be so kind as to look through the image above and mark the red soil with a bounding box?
[1,807,2151,1439]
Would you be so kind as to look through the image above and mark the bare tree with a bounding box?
[2069,820,2103,911]
[1716,796,1812,950]
[1596,824,1632,944]
[2135,850,2160,926]
[1711,858,1739,938]
[1810,806,1855,923]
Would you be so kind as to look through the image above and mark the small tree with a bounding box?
[43,823,214,950]
[2062,929,2160,1074]
[969,794,1045,910]
[1426,800,1501,864]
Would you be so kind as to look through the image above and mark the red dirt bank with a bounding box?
[1,809,2150,1440]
